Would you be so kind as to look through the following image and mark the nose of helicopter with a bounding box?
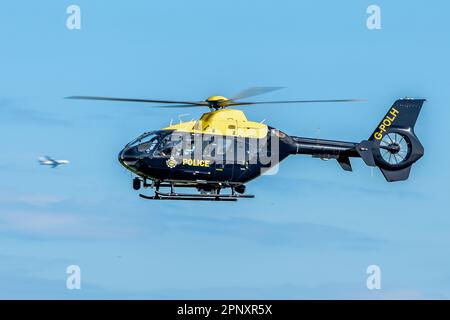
[118,147,139,168]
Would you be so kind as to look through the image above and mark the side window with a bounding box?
[236,137,249,164]
[181,134,196,157]
[217,137,233,156]
[202,136,216,158]
[169,133,197,158]
[155,134,182,157]
[222,136,234,165]
[206,135,234,164]
[248,137,259,161]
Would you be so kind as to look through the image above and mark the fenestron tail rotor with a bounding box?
[379,132,411,165]
[66,87,365,111]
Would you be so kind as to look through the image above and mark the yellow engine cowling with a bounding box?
[164,109,268,139]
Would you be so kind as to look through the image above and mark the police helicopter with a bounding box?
[67,87,425,201]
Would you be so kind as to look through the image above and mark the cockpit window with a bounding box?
[137,136,159,153]
[126,130,172,154]
[126,131,157,148]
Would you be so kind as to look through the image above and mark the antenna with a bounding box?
[178,113,190,124]
[260,119,266,123]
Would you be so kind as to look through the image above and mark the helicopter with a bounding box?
[67,87,425,201]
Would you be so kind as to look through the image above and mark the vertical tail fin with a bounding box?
[357,98,425,182]
[369,99,425,142]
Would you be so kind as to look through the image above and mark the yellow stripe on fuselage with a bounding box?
[163,109,268,139]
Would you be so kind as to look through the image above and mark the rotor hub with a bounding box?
[206,95,230,110]
[387,143,401,154]
[380,132,411,165]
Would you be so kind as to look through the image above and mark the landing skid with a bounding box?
[139,191,255,201]
[134,178,254,201]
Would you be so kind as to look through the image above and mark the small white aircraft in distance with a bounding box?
[38,156,70,168]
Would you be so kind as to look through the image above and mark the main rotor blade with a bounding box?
[148,104,208,108]
[231,87,285,101]
[65,96,208,106]
[228,99,366,106]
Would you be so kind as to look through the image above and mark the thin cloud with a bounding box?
[0,98,70,126]
[91,283,432,300]
[0,193,66,206]
[151,212,383,251]
[0,209,139,240]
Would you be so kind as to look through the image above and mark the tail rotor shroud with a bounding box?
[357,99,425,182]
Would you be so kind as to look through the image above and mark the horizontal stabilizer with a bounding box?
[337,157,352,171]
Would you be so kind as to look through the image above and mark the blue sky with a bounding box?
[0,0,449,299]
